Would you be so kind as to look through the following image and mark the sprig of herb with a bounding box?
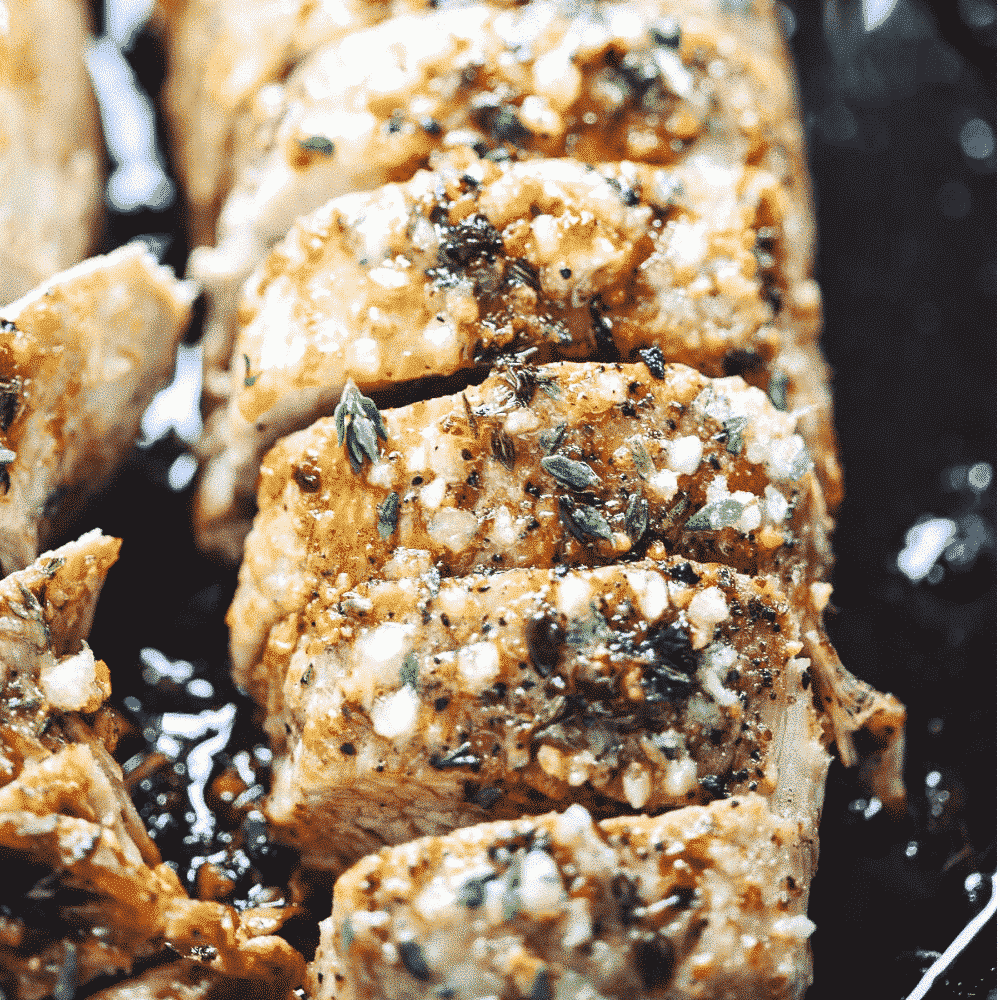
[723,416,748,455]
[334,380,387,473]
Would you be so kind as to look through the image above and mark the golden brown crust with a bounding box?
[0,244,195,574]
[263,556,827,871]
[316,797,818,1000]
[0,0,104,303]
[0,535,307,999]
[197,147,830,561]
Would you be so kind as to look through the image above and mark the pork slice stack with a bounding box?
[164,0,843,559]
[153,1,906,997]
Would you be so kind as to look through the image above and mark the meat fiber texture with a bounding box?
[0,243,196,576]
[0,0,104,303]
[0,532,306,999]
[264,555,831,872]
[186,0,827,478]
[197,150,834,562]
[311,797,820,1000]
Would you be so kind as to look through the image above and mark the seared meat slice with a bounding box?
[83,962,225,1000]
[313,796,821,1000]
[0,532,305,999]
[262,556,827,871]
[189,1,823,476]
[0,243,195,575]
[155,0,395,245]
[198,153,831,560]
[230,361,832,692]
[0,0,103,303]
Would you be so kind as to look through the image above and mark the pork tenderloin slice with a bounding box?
[262,555,829,871]
[313,796,819,1000]
[199,151,829,559]
[230,360,832,692]
[192,0,817,436]
[0,0,103,303]
[154,0,396,246]
[0,243,195,574]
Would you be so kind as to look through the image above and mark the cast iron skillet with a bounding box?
[71,1,998,997]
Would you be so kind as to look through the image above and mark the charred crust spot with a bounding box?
[699,774,727,799]
[638,345,666,379]
[525,612,565,677]
[635,936,676,991]
[292,464,322,492]
[667,562,700,585]
[722,349,765,378]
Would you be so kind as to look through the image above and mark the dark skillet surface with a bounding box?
[73,1,997,997]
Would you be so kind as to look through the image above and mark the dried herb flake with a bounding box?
[377,491,400,539]
[559,497,613,545]
[625,491,648,543]
[298,135,335,156]
[541,454,600,490]
[723,416,748,455]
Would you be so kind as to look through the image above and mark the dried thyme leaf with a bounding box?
[768,371,789,411]
[539,422,567,455]
[625,491,648,543]
[650,18,681,48]
[541,454,600,490]
[298,135,335,156]
[491,428,517,470]
[628,437,652,475]
[457,872,495,908]
[397,941,431,982]
[638,344,666,379]
[377,491,399,539]
[723,416,748,455]
[243,354,258,387]
[685,497,745,531]
[559,497,613,544]
[400,652,419,689]
[334,379,387,473]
